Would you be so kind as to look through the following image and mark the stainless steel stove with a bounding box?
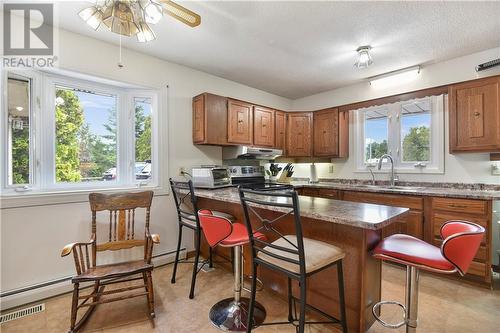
[226,165,265,185]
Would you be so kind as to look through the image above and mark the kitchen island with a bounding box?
[193,187,409,333]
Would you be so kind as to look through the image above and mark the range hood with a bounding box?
[222,146,283,160]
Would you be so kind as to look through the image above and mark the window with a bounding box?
[55,85,118,183]
[134,97,152,181]
[364,108,389,164]
[6,75,32,186]
[2,70,160,195]
[356,95,444,173]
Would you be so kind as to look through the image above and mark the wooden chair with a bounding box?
[61,191,160,333]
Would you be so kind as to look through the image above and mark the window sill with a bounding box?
[0,184,169,209]
[355,168,444,175]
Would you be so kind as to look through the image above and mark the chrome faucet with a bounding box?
[377,154,398,187]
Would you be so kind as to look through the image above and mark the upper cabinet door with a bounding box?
[192,94,205,143]
[253,106,275,147]
[275,111,286,151]
[313,108,339,156]
[228,99,253,144]
[450,77,500,152]
[287,112,313,157]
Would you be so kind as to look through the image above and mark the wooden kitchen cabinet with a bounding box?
[253,106,275,147]
[449,76,500,152]
[192,93,229,145]
[287,112,313,157]
[275,110,286,152]
[313,108,339,157]
[338,110,349,158]
[428,197,491,283]
[228,99,253,145]
[343,191,424,239]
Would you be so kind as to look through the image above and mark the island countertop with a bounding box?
[193,187,409,230]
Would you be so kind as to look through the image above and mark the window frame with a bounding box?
[1,69,162,199]
[355,95,445,174]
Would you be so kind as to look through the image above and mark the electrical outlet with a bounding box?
[492,164,500,175]
[179,167,186,176]
[329,165,335,173]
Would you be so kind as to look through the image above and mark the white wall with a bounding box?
[287,47,500,184]
[0,28,291,309]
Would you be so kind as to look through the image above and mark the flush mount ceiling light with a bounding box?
[369,66,421,89]
[354,45,373,68]
[78,0,201,43]
[15,106,24,112]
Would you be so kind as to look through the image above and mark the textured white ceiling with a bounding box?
[57,1,500,99]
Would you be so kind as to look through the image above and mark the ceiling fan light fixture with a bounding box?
[79,6,103,30]
[354,45,373,68]
[78,0,200,42]
[142,0,163,24]
[102,1,139,37]
[137,22,157,42]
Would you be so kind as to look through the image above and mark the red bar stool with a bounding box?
[372,220,485,333]
[198,210,267,331]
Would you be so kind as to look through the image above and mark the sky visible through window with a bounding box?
[76,91,116,139]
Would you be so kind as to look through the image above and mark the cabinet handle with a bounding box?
[262,124,267,127]
[474,112,481,117]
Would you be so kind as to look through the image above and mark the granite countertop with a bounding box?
[193,187,409,230]
[290,181,500,200]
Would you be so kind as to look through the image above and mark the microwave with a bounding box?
[191,167,231,189]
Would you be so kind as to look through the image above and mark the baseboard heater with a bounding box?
[476,58,500,72]
[0,248,184,299]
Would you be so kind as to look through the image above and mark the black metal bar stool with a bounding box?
[239,186,348,333]
[169,178,235,299]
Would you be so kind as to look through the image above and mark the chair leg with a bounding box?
[287,277,293,322]
[171,225,183,284]
[69,283,79,333]
[209,246,214,268]
[189,229,201,299]
[146,271,156,319]
[246,261,258,333]
[337,261,348,333]
[298,278,306,333]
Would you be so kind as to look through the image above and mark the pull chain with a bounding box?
[118,25,124,69]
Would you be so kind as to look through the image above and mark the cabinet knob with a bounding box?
[474,112,481,117]
[323,130,327,134]
[238,120,243,123]
[262,124,267,127]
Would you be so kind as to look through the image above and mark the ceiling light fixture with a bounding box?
[369,66,421,89]
[15,106,24,112]
[78,0,201,43]
[354,46,373,68]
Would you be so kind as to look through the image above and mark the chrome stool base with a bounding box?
[209,297,266,332]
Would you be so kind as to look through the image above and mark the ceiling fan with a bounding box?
[79,0,201,43]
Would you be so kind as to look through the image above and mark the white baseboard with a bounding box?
[0,250,186,311]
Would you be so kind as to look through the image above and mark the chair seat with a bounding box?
[73,260,153,282]
[220,223,265,247]
[181,211,236,229]
[257,235,345,274]
[372,234,456,272]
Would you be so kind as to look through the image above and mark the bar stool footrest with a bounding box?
[372,300,407,329]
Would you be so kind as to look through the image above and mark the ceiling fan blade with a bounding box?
[159,0,201,27]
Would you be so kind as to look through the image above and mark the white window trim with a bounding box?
[354,95,445,174]
[1,69,168,207]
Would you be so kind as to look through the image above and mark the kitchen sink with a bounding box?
[353,184,425,191]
